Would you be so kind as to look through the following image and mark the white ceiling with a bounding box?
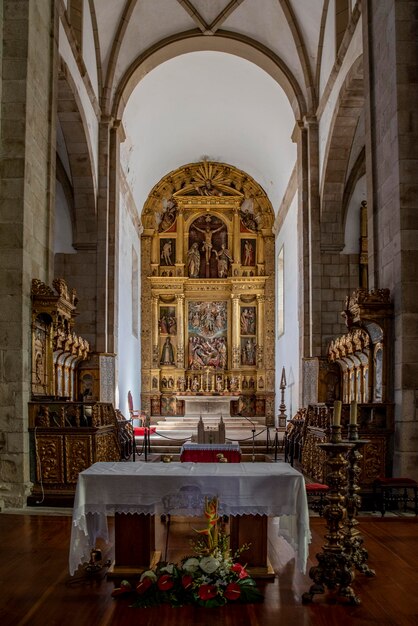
[120,50,297,214]
[87,1,335,214]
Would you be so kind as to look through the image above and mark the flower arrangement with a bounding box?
[111,497,263,608]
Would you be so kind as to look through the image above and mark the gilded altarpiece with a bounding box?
[141,162,275,423]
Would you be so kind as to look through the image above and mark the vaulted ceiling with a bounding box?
[83,0,338,214]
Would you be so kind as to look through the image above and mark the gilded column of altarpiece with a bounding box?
[141,162,275,424]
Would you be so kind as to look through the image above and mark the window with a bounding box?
[277,246,284,337]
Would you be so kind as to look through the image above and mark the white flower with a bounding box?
[160,563,174,574]
[199,556,220,574]
[140,570,157,582]
[182,557,200,573]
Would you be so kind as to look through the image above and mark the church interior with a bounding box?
[0,1,417,624]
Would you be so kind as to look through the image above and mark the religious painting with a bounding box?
[241,238,256,266]
[241,337,256,366]
[187,301,228,370]
[160,238,175,266]
[160,395,177,416]
[240,306,256,335]
[159,306,177,335]
[188,214,228,278]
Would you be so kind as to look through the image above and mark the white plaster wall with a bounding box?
[319,0,336,98]
[54,180,76,254]
[121,52,296,218]
[117,191,141,418]
[342,174,366,254]
[82,0,99,99]
[59,21,99,184]
[318,16,362,184]
[275,193,299,422]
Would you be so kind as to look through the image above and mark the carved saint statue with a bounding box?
[160,337,175,365]
[213,244,232,278]
[161,240,173,265]
[187,242,201,278]
[243,240,255,266]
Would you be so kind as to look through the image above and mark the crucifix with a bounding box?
[192,216,223,278]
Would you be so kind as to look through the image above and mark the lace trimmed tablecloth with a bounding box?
[69,461,310,575]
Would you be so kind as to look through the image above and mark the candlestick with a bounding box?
[350,401,357,425]
[333,400,342,426]
[302,439,360,605]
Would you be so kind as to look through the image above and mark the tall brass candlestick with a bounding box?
[343,432,375,577]
[303,431,360,605]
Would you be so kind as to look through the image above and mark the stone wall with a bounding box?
[0,0,55,507]
[364,0,418,478]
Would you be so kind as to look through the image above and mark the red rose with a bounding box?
[181,574,193,590]
[198,584,218,600]
[224,582,241,601]
[157,574,174,591]
[136,577,153,595]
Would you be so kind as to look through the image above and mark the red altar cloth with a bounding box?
[180,443,241,463]
[133,427,156,436]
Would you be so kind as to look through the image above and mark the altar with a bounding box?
[69,461,310,578]
[176,394,240,417]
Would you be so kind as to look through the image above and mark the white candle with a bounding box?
[350,400,357,425]
[333,400,342,426]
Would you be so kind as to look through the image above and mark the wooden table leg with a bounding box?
[107,513,160,582]
[229,514,275,579]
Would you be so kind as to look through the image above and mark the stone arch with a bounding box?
[111,31,307,122]
[57,59,97,247]
[55,59,99,345]
[320,55,364,251]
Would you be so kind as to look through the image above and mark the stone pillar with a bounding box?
[95,117,112,354]
[363,0,418,478]
[0,0,57,507]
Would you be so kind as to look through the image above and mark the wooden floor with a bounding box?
[0,512,417,626]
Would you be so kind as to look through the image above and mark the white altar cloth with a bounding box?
[69,461,310,575]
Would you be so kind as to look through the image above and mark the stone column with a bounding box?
[362,0,418,478]
[0,0,57,507]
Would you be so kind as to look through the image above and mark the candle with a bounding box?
[350,400,357,425]
[333,400,342,426]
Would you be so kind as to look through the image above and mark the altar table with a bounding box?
[69,461,310,577]
[180,442,241,463]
